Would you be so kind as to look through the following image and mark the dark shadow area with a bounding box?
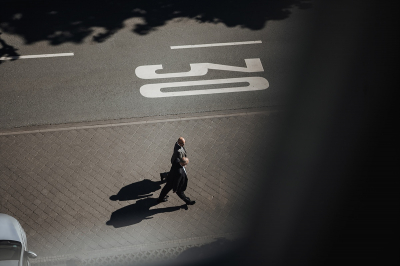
[0,32,20,64]
[0,0,312,45]
[109,179,163,201]
[106,197,184,228]
[176,237,247,264]
[167,1,398,266]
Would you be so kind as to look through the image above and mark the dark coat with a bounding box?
[170,142,187,164]
[168,158,188,193]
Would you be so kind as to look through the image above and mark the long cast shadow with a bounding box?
[109,179,163,201]
[106,197,184,228]
[0,32,20,64]
[0,0,312,45]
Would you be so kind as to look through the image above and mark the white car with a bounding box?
[0,213,37,266]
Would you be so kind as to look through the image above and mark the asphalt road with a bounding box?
[0,1,314,129]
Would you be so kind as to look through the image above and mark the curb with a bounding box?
[31,232,244,266]
[0,106,281,136]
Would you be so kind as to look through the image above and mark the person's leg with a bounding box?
[176,190,195,205]
[158,182,173,202]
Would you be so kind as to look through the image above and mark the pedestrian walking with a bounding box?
[157,157,195,205]
[160,137,187,181]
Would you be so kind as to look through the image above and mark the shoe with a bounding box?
[157,195,169,203]
[157,197,168,203]
[186,200,196,205]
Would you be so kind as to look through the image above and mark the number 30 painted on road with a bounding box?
[135,58,269,98]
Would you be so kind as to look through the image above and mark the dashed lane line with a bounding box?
[170,40,262,49]
[0,52,74,60]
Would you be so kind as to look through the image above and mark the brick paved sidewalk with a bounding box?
[0,108,279,265]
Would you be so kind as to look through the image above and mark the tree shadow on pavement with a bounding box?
[0,32,20,64]
[0,0,312,45]
[109,179,163,201]
[106,197,185,228]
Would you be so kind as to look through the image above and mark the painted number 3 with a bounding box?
[135,58,269,98]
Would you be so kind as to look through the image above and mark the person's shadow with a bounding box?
[109,179,163,201]
[106,198,185,228]
[0,33,20,64]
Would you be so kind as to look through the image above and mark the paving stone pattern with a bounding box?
[0,113,276,260]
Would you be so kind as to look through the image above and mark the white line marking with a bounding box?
[0,52,74,60]
[171,40,262,49]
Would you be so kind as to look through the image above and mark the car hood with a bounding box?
[0,214,24,244]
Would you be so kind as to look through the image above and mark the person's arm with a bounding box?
[171,145,180,164]
[178,149,185,160]
[173,167,183,192]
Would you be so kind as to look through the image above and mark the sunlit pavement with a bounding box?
[0,107,279,265]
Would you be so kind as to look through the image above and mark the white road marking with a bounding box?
[170,40,262,49]
[135,59,264,79]
[140,77,269,98]
[0,52,74,60]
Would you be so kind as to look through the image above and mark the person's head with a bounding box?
[180,157,189,166]
[178,137,185,146]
